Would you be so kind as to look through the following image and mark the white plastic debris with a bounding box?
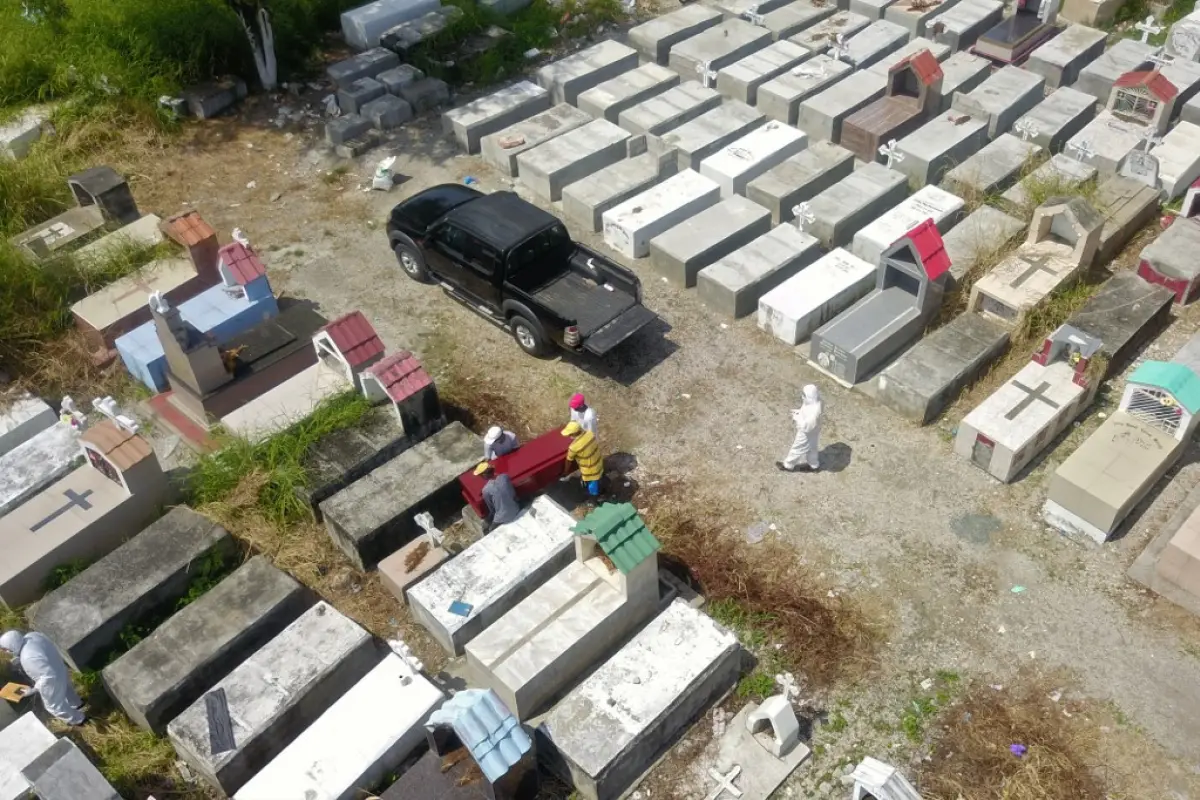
[232,228,251,248]
[324,94,341,117]
[373,155,398,191]
[414,510,444,547]
[524,47,542,59]
[246,180,257,190]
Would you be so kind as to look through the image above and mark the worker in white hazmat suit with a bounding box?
[777,384,823,473]
[0,630,85,725]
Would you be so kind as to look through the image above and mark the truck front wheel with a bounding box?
[510,316,548,358]
[394,241,430,283]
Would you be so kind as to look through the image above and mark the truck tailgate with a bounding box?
[583,305,658,355]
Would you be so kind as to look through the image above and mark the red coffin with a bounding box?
[460,428,572,517]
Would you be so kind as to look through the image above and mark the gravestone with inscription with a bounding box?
[758,247,878,345]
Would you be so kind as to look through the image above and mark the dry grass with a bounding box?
[8,328,146,406]
[917,674,1105,800]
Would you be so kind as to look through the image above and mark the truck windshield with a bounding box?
[507,223,573,288]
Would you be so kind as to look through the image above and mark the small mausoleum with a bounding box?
[841,50,943,164]
[361,350,443,436]
[972,0,1060,65]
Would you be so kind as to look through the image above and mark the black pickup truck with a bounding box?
[386,185,658,357]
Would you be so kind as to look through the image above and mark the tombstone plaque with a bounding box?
[1168,19,1200,62]
[1120,148,1161,186]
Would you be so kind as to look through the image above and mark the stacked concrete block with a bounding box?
[629,5,724,64]
[327,48,402,88]
[537,40,639,105]
[577,64,681,123]
[649,196,773,287]
[378,64,424,95]
[341,0,440,50]
[517,119,632,202]
[362,95,414,129]
[400,77,450,113]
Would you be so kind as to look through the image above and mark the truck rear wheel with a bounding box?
[394,241,430,283]
[510,315,548,357]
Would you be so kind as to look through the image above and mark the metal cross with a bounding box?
[704,766,744,800]
[828,33,850,63]
[1066,138,1094,163]
[792,202,815,231]
[1149,47,1175,68]
[30,489,95,533]
[1009,251,1059,288]
[742,4,765,25]
[775,672,800,699]
[1014,118,1039,142]
[1004,380,1061,420]
[878,138,904,168]
[1135,14,1163,44]
[697,59,717,88]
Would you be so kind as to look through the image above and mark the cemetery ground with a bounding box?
[10,55,1200,800]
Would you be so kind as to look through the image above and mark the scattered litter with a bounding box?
[1048,689,1062,703]
[524,47,542,59]
[712,707,728,738]
[324,94,341,116]
[463,176,479,185]
[448,600,474,617]
[498,134,526,149]
[1098,411,1107,419]
[373,155,398,191]
[920,678,934,691]
[1011,585,1026,593]
[680,393,691,399]
[246,180,257,190]
[997,625,1005,634]
[1009,743,1027,758]
[990,684,1003,691]
[720,323,729,329]
[746,521,769,544]
[1029,651,1036,659]
[270,192,282,202]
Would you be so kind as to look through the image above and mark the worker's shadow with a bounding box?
[819,443,852,473]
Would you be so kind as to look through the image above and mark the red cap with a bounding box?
[569,393,585,410]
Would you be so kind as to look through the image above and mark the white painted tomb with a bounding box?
[538,599,741,800]
[699,121,808,198]
[602,169,721,258]
[955,324,1102,482]
[1151,120,1200,199]
[850,185,965,265]
[408,495,578,656]
[466,503,660,721]
[757,247,877,345]
[0,416,81,520]
[0,713,56,800]
[1066,110,1145,174]
[0,395,57,457]
[72,214,165,267]
[234,652,444,800]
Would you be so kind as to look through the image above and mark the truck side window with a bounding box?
[434,224,468,256]
[464,241,497,277]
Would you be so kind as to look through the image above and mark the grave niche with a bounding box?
[972,0,1061,66]
[1108,65,1178,135]
[67,166,140,227]
[841,49,942,163]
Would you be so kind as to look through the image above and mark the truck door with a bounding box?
[427,223,502,308]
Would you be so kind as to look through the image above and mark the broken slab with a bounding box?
[895,112,990,187]
[698,224,823,317]
[102,556,312,736]
[480,103,592,178]
[443,81,552,154]
[538,600,741,800]
[843,20,909,70]
[167,601,380,796]
[1068,272,1174,374]
[797,68,887,143]
[538,41,639,106]
[1152,121,1200,199]
[661,102,766,171]
[407,496,578,656]
[0,107,51,161]
[716,41,813,105]
[1024,23,1107,88]
[1074,37,1153,104]
[699,120,808,197]
[758,247,878,344]
[20,739,119,800]
[950,65,1045,140]
[577,64,680,123]
[789,11,872,52]
[233,653,444,800]
[761,0,837,40]
[1011,86,1096,153]
[618,81,723,135]
[1000,153,1097,213]
[602,168,722,258]
[1094,174,1160,265]
[562,141,679,232]
[649,195,773,287]
[320,421,480,570]
[31,506,236,672]
[943,133,1043,196]
[757,54,854,125]
[0,713,56,800]
[341,0,440,49]
[877,312,1010,424]
[933,50,992,113]
[927,0,1003,51]
[327,48,401,88]
[807,161,909,249]
[668,18,773,82]
[850,184,965,265]
[745,140,857,224]
[629,5,725,64]
[942,204,1025,291]
[517,118,631,202]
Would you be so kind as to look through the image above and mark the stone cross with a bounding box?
[828,33,850,63]
[697,59,717,88]
[704,766,744,800]
[1150,47,1175,68]
[792,202,815,231]
[878,138,905,168]
[1014,118,1039,142]
[743,4,765,25]
[1141,125,1163,152]
[1004,380,1060,420]
[1009,251,1059,288]
[1066,138,1094,163]
[775,671,800,699]
[93,396,139,433]
[30,489,95,533]
[1135,14,1163,44]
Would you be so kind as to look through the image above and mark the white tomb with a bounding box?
[602,169,721,258]
[234,652,444,800]
[408,495,578,656]
[850,185,965,265]
[955,324,1102,482]
[1150,120,1200,199]
[0,713,57,800]
[0,395,57,457]
[1066,110,1144,174]
[699,121,808,198]
[0,418,82,520]
[757,248,876,345]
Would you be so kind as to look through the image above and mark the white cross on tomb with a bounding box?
[743,4,765,25]
[697,60,717,87]
[828,33,850,63]
[1136,14,1163,43]
[775,671,800,699]
[1014,118,1039,142]
[1149,47,1175,68]
[704,766,744,800]
[1141,126,1163,151]
[1066,138,1094,163]
[792,202,815,231]
[878,138,904,168]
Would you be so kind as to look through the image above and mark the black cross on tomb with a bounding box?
[30,489,94,533]
[1009,252,1061,288]
[1005,380,1061,420]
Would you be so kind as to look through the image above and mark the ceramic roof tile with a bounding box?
[321,311,385,369]
[425,689,531,783]
[1130,361,1200,414]
[162,210,216,247]
[367,350,432,403]
[571,503,660,574]
[899,49,942,85]
[1114,69,1178,101]
[899,219,950,281]
[80,419,152,471]
[217,242,268,285]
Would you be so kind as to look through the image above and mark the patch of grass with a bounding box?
[827,710,849,733]
[901,695,940,742]
[1008,169,1103,223]
[1013,275,1107,346]
[737,670,777,699]
[42,558,92,592]
[188,390,372,525]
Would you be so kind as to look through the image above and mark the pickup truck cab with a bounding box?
[386,184,658,357]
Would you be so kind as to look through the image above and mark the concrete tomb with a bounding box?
[809,219,951,386]
[1150,120,1200,198]
[877,311,1010,424]
[234,650,444,800]
[745,140,857,224]
[0,395,56,458]
[1000,152,1097,212]
[760,0,837,40]
[699,120,808,197]
[1092,174,1160,265]
[181,76,248,120]
[9,205,106,262]
[168,601,380,795]
[971,0,1060,66]
[668,19,773,83]
[1139,215,1200,304]
[73,213,165,268]
[758,247,878,345]
[31,505,235,671]
[369,62,423,96]
[893,112,990,187]
[806,161,909,249]
[327,47,401,88]
[0,107,50,161]
[968,197,1102,328]
[927,0,1004,52]
[379,7,462,52]
[577,64,680,124]
[378,513,450,605]
[1128,479,1200,615]
[1010,86,1096,153]
[932,50,992,114]
[466,503,661,721]
[408,495,578,656]
[481,103,592,178]
[320,421,479,570]
[699,224,823,317]
[537,600,741,800]
[840,49,943,163]
[661,102,766,172]
[849,0,901,22]
[443,81,551,154]
[1024,23,1106,89]
[1,417,168,609]
[1165,8,1200,62]
[1067,110,1150,175]
[103,555,312,735]
[864,37,951,74]
[359,349,444,440]
[851,184,964,266]
[602,169,721,259]
[944,133,1043,196]
[0,713,57,800]
[1066,271,1173,376]
[68,165,141,227]
[19,739,119,800]
[1074,38,1153,104]
[340,0,440,49]
[851,758,922,800]
[628,5,724,64]
[798,69,887,145]
[716,41,813,105]
[0,413,81,523]
[617,81,723,136]
[789,11,872,53]
[517,119,632,202]
[709,0,792,19]
[941,204,1025,291]
[562,136,679,232]
[955,323,1102,482]
[950,65,1045,140]
[757,55,854,126]
[843,20,909,70]
[649,195,772,287]
[1044,357,1200,542]
[885,0,964,38]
